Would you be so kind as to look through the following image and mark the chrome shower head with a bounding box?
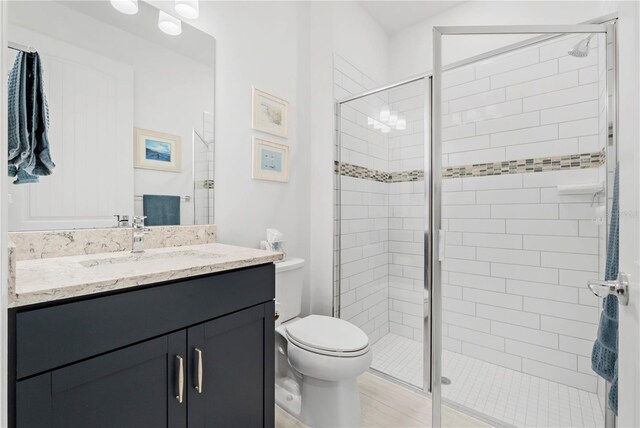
[568,34,594,57]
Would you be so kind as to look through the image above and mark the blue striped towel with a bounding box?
[8,51,55,184]
[591,162,619,414]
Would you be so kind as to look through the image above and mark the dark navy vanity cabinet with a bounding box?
[9,263,275,428]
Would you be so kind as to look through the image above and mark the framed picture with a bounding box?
[252,87,289,138]
[134,128,181,172]
[252,137,290,182]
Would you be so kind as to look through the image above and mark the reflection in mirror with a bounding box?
[7,0,215,231]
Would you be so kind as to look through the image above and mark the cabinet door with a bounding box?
[187,302,275,428]
[17,331,187,428]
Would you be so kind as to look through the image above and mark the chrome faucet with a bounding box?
[131,216,152,253]
[114,214,130,228]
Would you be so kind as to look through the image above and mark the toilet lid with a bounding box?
[285,315,369,356]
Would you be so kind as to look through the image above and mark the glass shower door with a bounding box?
[432,24,616,428]
[335,77,430,390]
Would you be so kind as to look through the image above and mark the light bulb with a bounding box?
[175,0,199,19]
[158,11,182,36]
[380,106,390,122]
[110,0,138,15]
[396,115,406,130]
[389,111,398,126]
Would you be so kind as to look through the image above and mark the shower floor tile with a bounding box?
[371,333,605,428]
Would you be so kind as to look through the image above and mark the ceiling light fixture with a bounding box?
[158,11,182,36]
[175,0,199,19]
[380,106,390,122]
[110,0,138,15]
[396,115,406,130]
[389,111,398,126]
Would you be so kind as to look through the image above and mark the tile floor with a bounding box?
[371,333,605,428]
[275,371,492,428]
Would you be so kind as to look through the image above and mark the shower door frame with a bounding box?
[334,13,618,428]
[334,74,433,391]
[432,22,617,428]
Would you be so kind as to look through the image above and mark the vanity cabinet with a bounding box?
[188,305,272,428]
[9,264,275,428]
[17,331,187,428]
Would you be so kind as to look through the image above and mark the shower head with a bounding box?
[568,34,594,57]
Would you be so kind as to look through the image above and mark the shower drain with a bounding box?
[441,376,452,385]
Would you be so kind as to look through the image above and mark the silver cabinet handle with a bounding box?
[195,348,203,393]
[176,355,184,403]
[588,272,629,306]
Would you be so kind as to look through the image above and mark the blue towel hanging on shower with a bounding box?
[591,162,619,415]
[7,51,55,184]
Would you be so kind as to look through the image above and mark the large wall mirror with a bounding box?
[7,0,215,231]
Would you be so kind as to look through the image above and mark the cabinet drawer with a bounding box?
[15,263,275,379]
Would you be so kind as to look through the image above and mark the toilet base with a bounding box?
[275,382,302,417]
[299,376,361,428]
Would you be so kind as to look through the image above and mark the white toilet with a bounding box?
[274,258,372,428]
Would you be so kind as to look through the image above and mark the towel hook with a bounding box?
[587,272,629,306]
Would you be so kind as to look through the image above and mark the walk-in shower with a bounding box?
[335,20,617,428]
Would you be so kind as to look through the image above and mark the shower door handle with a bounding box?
[587,272,629,306]
[438,229,445,262]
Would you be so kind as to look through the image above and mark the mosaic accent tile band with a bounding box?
[335,149,605,183]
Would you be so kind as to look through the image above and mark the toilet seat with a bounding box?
[285,315,370,357]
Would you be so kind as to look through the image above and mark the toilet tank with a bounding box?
[275,258,305,323]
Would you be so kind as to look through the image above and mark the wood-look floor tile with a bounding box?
[275,371,493,428]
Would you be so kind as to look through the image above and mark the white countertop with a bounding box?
[10,243,283,308]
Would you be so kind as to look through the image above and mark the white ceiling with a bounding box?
[358,1,464,35]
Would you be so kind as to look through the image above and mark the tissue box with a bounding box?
[260,240,286,257]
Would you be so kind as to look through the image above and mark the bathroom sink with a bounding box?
[79,250,219,268]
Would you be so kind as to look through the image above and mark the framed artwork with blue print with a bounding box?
[252,137,289,182]
[134,128,182,172]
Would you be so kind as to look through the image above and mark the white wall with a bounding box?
[331,2,389,86]
[150,1,314,311]
[389,1,616,81]
[309,2,390,316]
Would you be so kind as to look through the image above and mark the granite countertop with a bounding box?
[10,243,283,308]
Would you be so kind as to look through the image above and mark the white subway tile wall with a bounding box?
[335,54,392,344]
[388,80,427,341]
[440,34,607,394]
